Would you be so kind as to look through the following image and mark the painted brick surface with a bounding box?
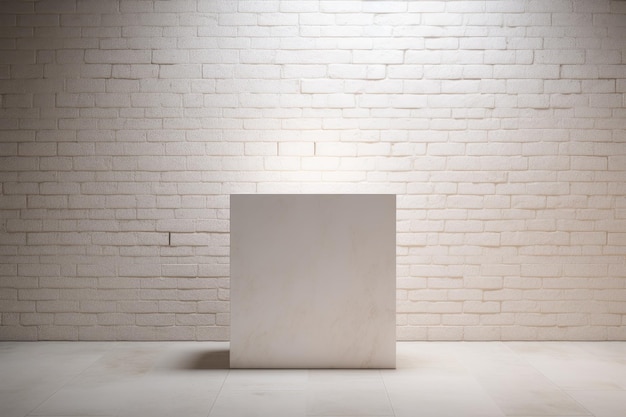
[1,0,625,341]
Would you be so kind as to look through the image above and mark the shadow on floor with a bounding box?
[181,349,230,370]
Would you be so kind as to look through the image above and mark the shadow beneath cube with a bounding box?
[184,349,230,370]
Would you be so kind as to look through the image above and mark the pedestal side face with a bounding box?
[230,194,396,369]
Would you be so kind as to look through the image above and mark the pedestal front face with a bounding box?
[230,194,396,369]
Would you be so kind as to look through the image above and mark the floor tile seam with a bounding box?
[506,341,607,368]
[120,343,205,414]
[205,366,230,417]
[563,387,626,417]
[220,388,307,392]
[465,370,509,417]
[574,341,626,385]
[565,387,626,391]
[500,341,578,387]
[380,368,399,417]
[572,341,625,358]
[501,342,597,417]
[450,342,532,417]
[24,344,114,417]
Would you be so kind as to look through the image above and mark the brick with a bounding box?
[98,313,135,327]
[85,49,151,64]
[36,300,78,313]
[197,326,229,341]
[278,142,314,156]
[162,264,197,277]
[428,326,463,341]
[136,313,174,326]
[158,301,196,313]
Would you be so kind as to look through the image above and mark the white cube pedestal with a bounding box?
[230,194,396,369]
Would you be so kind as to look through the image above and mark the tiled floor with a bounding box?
[1,341,625,417]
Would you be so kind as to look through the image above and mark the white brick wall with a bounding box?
[1,0,625,341]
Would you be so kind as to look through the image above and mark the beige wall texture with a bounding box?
[0,0,625,341]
